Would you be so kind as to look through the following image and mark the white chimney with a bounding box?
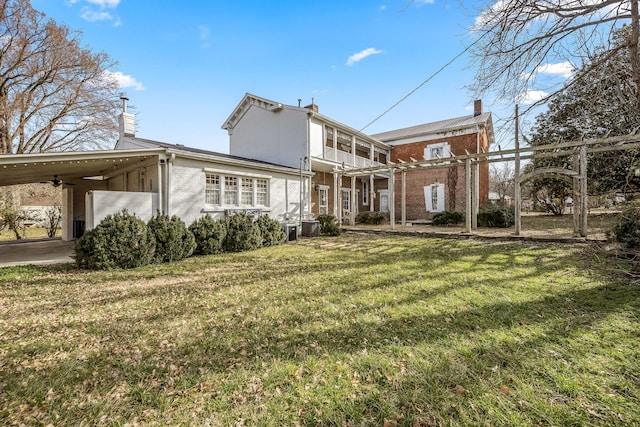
[118,96,135,138]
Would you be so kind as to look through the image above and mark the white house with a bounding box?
[223,93,392,224]
[0,101,310,241]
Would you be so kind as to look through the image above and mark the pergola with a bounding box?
[336,133,640,238]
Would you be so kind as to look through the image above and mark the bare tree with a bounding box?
[489,162,515,206]
[469,0,640,113]
[0,0,121,154]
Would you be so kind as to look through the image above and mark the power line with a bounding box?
[359,33,485,133]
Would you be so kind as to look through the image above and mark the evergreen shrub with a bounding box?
[74,210,155,270]
[148,213,196,263]
[221,213,262,252]
[477,206,515,228]
[432,211,465,226]
[316,214,341,236]
[256,214,285,247]
[609,207,640,249]
[189,215,227,255]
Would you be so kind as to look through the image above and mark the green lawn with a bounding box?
[0,234,638,426]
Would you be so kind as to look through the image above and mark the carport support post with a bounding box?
[465,158,472,233]
[61,187,73,241]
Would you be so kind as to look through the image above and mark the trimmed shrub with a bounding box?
[357,211,387,225]
[256,214,285,247]
[316,214,340,236]
[608,207,640,249]
[74,210,156,270]
[432,210,464,226]
[148,213,196,263]
[221,213,262,252]
[189,215,226,255]
[477,206,515,228]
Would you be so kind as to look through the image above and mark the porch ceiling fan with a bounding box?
[41,175,75,187]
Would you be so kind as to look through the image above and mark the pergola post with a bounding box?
[369,174,374,212]
[514,104,521,235]
[580,143,588,237]
[389,167,395,230]
[401,169,406,226]
[572,150,580,237]
[333,171,341,223]
[465,157,472,233]
[350,175,356,225]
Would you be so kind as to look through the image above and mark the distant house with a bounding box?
[372,100,494,219]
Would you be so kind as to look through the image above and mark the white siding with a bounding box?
[168,157,303,226]
[85,190,158,230]
[228,106,307,169]
[308,118,324,158]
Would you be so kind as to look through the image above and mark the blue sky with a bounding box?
[30,0,555,152]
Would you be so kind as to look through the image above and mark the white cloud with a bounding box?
[86,0,120,7]
[518,89,548,105]
[104,71,145,91]
[81,8,112,22]
[535,61,574,78]
[346,48,384,66]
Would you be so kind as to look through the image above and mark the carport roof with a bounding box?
[0,149,165,187]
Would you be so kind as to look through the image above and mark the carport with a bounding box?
[0,148,166,241]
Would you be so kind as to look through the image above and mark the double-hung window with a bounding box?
[205,174,221,205]
[205,172,270,208]
[224,176,238,205]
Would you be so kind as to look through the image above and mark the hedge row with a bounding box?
[75,211,285,270]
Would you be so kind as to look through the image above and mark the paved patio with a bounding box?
[0,239,75,267]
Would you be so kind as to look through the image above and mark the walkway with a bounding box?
[0,239,75,267]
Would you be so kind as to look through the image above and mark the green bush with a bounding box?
[189,215,227,255]
[74,210,156,270]
[477,206,515,228]
[221,213,262,252]
[357,211,387,225]
[148,213,196,263]
[316,214,341,236]
[432,210,464,226]
[608,207,640,249]
[256,214,285,247]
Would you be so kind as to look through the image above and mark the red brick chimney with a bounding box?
[474,99,482,117]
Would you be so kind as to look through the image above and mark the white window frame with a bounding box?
[424,183,445,212]
[204,170,270,209]
[362,181,369,206]
[424,142,451,161]
[378,189,389,212]
[205,173,221,205]
[341,189,351,213]
[318,185,329,215]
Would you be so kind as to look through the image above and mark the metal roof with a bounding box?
[371,112,494,143]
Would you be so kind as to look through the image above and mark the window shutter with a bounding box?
[437,183,445,212]
[424,185,433,211]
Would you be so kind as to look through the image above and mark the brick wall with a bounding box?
[389,129,490,220]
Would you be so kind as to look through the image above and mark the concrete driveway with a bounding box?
[0,239,75,267]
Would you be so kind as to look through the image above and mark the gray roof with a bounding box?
[371,112,494,143]
[118,136,300,172]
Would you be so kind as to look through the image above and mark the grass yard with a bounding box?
[0,234,639,426]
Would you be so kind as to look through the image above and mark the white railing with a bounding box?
[323,147,381,168]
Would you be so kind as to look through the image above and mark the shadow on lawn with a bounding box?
[1,235,637,424]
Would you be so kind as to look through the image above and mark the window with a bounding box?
[256,179,268,206]
[342,189,351,212]
[318,185,329,215]
[224,176,238,205]
[206,173,269,208]
[424,142,451,160]
[424,183,445,212]
[205,173,220,205]
[362,181,369,206]
[241,178,253,205]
